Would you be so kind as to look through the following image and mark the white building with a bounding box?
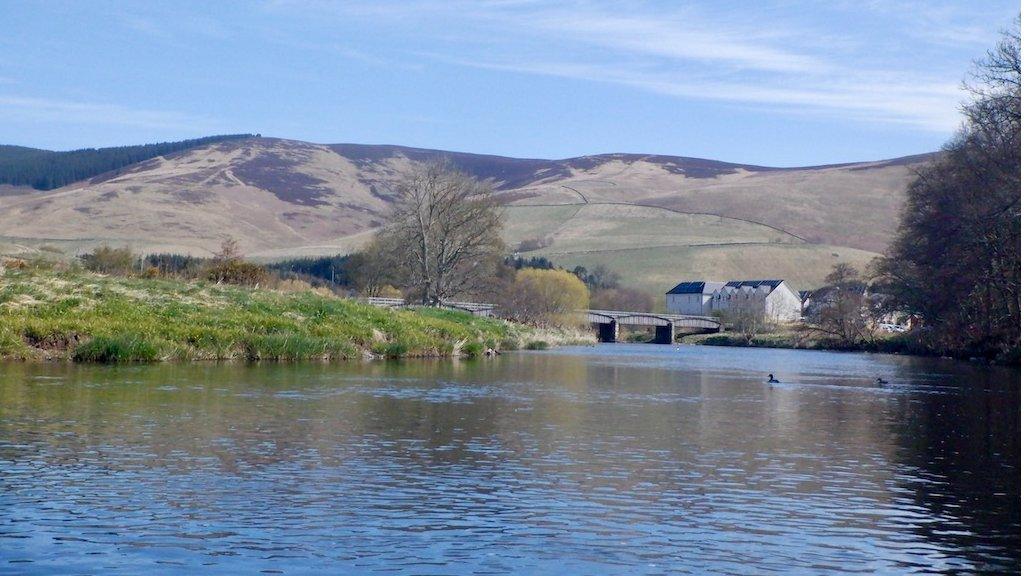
[665,279,802,322]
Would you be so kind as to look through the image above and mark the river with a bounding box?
[0,345,1019,574]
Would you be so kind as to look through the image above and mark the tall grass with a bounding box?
[72,334,160,363]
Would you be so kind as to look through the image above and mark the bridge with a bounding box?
[364,298,720,344]
[584,309,721,344]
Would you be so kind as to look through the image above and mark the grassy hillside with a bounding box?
[501,201,876,297]
[0,137,926,256]
[509,154,925,253]
[504,203,801,252]
[535,243,879,298]
[0,265,587,362]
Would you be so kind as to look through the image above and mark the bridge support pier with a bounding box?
[654,323,675,345]
[597,321,618,343]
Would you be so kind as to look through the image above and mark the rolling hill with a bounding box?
[0,136,932,293]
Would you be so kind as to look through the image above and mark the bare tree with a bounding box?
[804,263,873,345]
[382,161,505,304]
[718,303,769,344]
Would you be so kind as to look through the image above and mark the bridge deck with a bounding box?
[585,309,720,329]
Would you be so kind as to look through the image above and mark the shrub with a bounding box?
[504,268,589,328]
[81,245,136,275]
[524,340,549,350]
[205,260,269,286]
[590,287,654,312]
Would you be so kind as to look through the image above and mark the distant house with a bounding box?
[665,279,802,322]
[804,284,911,332]
[798,290,813,315]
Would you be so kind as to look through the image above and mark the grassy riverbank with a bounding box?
[0,265,592,362]
[684,327,944,357]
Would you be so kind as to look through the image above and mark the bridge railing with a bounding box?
[365,297,406,308]
[364,297,496,317]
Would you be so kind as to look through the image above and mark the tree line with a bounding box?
[0,134,255,190]
[790,27,1021,362]
[875,25,1020,362]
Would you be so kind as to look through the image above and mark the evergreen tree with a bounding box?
[0,134,255,190]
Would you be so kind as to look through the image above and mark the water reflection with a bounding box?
[0,346,1019,574]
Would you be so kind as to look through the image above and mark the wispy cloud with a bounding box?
[855,0,1008,47]
[431,55,962,131]
[519,10,829,74]
[115,8,235,43]
[0,95,220,131]
[266,0,987,132]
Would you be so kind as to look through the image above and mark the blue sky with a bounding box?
[0,1,1017,165]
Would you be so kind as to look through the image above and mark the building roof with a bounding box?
[665,281,728,295]
[723,279,783,290]
[667,279,785,295]
[666,281,707,295]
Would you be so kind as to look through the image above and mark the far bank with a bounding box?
[681,328,1018,366]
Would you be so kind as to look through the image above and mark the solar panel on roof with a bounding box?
[667,279,783,294]
[666,281,706,294]
[724,279,782,289]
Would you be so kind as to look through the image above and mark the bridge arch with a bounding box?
[582,309,720,344]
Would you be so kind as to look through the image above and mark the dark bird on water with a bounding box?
[767,374,780,384]
[876,377,889,385]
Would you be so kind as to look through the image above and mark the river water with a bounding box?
[0,345,1019,574]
